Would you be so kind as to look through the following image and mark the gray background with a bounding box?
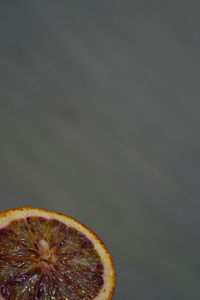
[0,1,200,299]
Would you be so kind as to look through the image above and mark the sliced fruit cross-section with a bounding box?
[0,207,116,300]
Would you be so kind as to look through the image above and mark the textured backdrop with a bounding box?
[1,1,200,299]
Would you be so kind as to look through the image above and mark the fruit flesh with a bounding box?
[0,217,105,299]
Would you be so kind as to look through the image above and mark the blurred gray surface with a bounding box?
[1,1,200,299]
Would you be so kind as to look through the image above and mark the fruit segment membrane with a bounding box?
[0,217,104,300]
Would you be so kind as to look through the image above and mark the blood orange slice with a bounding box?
[0,207,116,300]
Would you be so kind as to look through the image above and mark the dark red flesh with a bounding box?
[0,217,104,300]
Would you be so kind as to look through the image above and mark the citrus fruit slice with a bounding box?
[0,207,116,300]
